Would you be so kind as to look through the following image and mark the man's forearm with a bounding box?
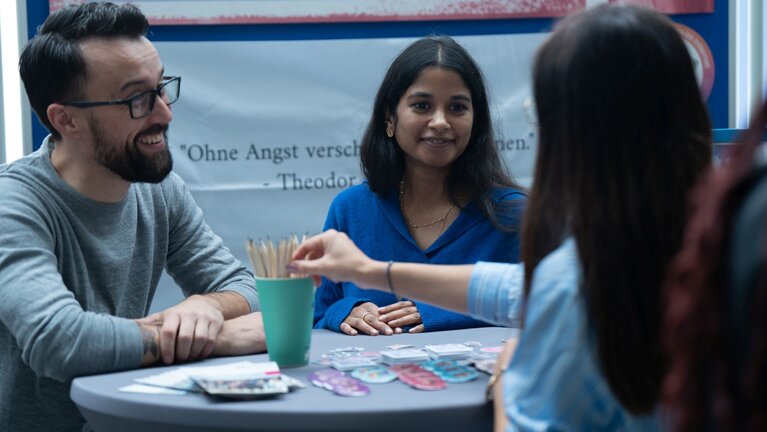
[211,312,266,357]
[200,291,250,319]
[137,323,162,366]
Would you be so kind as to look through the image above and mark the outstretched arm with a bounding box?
[289,230,474,314]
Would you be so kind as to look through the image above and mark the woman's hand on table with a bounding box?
[378,300,424,334]
[340,302,394,336]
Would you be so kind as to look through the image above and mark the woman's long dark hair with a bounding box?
[664,101,767,431]
[360,36,524,231]
[521,4,711,413]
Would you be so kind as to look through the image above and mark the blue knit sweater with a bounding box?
[314,183,526,332]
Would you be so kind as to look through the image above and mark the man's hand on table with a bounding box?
[136,311,266,366]
[137,294,225,364]
[135,292,255,365]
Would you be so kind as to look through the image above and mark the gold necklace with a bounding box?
[399,179,455,229]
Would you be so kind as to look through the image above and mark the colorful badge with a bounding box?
[390,364,447,391]
[423,359,479,383]
[308,369,370,397]
[351,366,397,384]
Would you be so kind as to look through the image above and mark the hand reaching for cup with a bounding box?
[340,302,394,336]
[378,300,424,334]
[288,230,375,288]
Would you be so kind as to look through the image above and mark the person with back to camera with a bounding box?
[663,100,767,431]
[0,3,265,431]
[290,4,712,429]
[313,36,527,336]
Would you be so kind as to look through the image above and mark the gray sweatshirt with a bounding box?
[0,137,259,431]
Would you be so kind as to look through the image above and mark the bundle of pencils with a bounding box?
[245,234,307,278]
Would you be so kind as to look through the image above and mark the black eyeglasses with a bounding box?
[60,76,181,119]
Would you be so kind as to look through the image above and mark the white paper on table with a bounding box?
[135,368,201,392]
[119,384,189,395]
[181,361,281,380]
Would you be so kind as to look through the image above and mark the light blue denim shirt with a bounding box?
[467,238,663,431]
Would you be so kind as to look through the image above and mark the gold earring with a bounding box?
[386,125,394,138]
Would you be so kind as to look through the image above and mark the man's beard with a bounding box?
[89,115,173,183]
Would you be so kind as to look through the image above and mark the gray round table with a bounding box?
[71,327,517,432]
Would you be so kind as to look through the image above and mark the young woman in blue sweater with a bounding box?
[313,36,527,335]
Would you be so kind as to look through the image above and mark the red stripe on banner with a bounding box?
[146,12,573,26]
[50,0,586,25]
[608,0,714,14]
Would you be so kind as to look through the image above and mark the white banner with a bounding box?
[151,34,544,309]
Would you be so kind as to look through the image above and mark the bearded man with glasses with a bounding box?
[0,3,265,431]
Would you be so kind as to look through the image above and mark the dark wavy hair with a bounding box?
[19,2,148,140]
[360,36,524,231]
[663,100,767,431]
[521,4,711,413]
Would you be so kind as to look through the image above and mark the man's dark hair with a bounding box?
[19,2,148,139]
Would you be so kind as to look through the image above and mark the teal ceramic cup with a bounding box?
[256,277,315,368]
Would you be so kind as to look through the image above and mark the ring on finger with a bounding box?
[361,312,373,323]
